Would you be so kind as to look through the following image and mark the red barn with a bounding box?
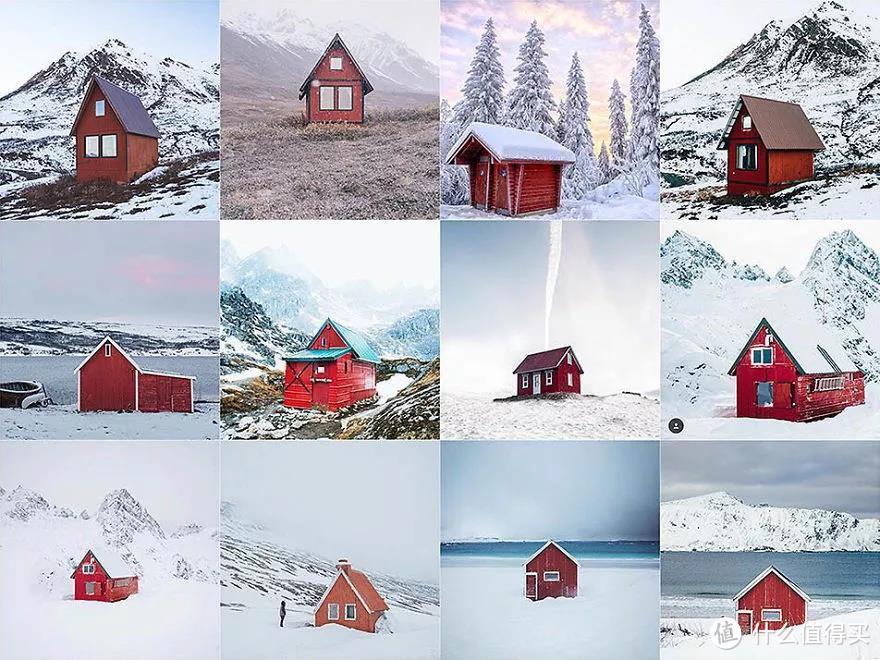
[74,336,195,413]
[284,319,380,412]
[71,548,139,603]
[727,318,865,422]
[298,34,373,123]
[314,559,389,633]
[523,540,579,601]
[717,95,825,196]
[445,122,575,216]
[734,565,809,635]
[70,75,160,184]
[513,346,583,397]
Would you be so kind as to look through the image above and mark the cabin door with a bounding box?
[525,572,538,600]
[312,363,330,408]
[756,382,773,412]
[473,162,488,208]
[532,373,541,395]
[737,610,753,635]
[495,164,510,212]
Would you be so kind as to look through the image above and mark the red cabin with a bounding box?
[513,346,583,397]
[523,540,579,601]
[314,559,389,633]
[283,319,380,411]
[298,34,373,124]
[734,565,809,635]
[727,318,865,422]
[445,122,575,216]
[71,548,139,603]
[74,336,195,413]
[717,95,825,196]
[70,75,160,184]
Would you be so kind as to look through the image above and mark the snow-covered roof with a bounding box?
[521,540,579,567]
[445,122,576,165]
[733,565,811,603]
[71,546,135,579]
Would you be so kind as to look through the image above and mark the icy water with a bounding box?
[0,355,219,405]
[441,540,659,567]
[661,552,880,618]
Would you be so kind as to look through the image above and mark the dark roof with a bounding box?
[298,33,374,100]
[70,75,159,139]
[513,346,583,375]
[718,95,824,151]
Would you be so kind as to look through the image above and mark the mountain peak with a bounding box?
[98,488,166,545]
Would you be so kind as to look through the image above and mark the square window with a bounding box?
[742,115,752,130]
[85,136,99,158]
[344,603,356,620]
[102,134,117,158]
[95,100,105,117]
[330,57,343,70]
[543,571,560,582]
[319,86,335,110]
[338,86,353,111]
[736,144,758,171]
[328,603,339,620]
[751,347,772,365]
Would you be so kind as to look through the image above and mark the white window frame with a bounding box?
[319,86,335,111]
[814,376,844,392]
[545,370,553,385]
[82,564,95,574]
[567,373,573,387]
[95,100,105,117]
[742,115,752,130]
[327,603,339,620]
[329,56,343,71]
[101,134,117,158]
[104,344,112,357]
[315,365,325,374]
[761,608,782,622]
[114,578,129,587]
[567,353,572,365]
[521,374,528,388]
[321,337,328,347]
[337,86,353,111]
[344,603,357,620]
[543,571,560,582]
[750,347,773,365]
[85,135,100,158]
[736,143,758,171]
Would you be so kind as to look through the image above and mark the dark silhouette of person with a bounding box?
[280,600,286,628]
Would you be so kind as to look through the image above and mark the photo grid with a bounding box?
[0,1,877,660]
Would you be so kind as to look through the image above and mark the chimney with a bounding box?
[336,559,351,574]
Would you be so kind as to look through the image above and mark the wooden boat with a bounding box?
[0,381,50,409]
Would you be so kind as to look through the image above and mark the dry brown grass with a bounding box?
[220,106,438,219]
[220,370,284,414]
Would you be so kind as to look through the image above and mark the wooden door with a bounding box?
[495,164,509,211]
[473,162,488,207]
[775,382,794,409]
[312,364,330,407]
[737,610,753,635]
[525,573,537,600]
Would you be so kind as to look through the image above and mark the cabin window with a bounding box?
[330,56,343,70]
[736,144,758,171]
[85,135,100,158]
[102,134,117,158]
[761,609,782,622]
[319,86,335,110]
[95,100,105,117]
[545,370,553,385]
[756,381,773,407]
[321,337,328,347]
[344,603,357,620]
[521,374,528,388]
[327,603,339,620]
[105,344,112,357]
[85,582,96,595]
[567,353,572,365]
[567,373,573,387]
[543,571,560,582]
[814,376,844,392]
[742,115,752,130]
[114,578,130,587]
[316,365,325,374]
[82,564,95,574]
[338,86,353,111]
[750,347,772,365]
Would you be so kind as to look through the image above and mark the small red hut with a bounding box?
[734,565,809,635]
[70,75,159,183]
[717,95,825,196]
[74,336,195,413]
[727,318,865,422]
[314,559,389,633]
[513,346,583,397]
[298,34,373,123]
[445,122,575,216]
[71,548,139,602]
[523,540,579,601]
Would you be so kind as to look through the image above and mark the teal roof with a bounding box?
[284,347,350,362]
[285,319,382,365]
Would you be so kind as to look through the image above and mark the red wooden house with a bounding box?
[717,95,825,196]
[314,559,389,633]
[523,540,579,601]
[734,565,809,634]
[70,75,160,183]
[284,319,380,411]
[727,318,865,422]
[445,122,575,216]
[74,336,195,413]
[298,34,373,123]
[513,346,583,397]
[71,548,139,602]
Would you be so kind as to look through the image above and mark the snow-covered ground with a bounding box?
[442,561,659,660]
[440,392,659,439]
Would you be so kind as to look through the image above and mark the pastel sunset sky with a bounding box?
[441,0,659,150]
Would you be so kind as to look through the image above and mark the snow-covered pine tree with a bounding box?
[629,4,660,169]
[597,142,611,184]
[452,17,506,126]
[503,20,556,137]
[557,52,597,199]
[608,78,628,171]
[440,99,469,205]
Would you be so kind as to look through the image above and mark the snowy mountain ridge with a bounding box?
[662,491,880,551]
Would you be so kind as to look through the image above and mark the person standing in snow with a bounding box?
[279,600,286,628]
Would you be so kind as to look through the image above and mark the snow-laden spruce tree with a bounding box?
[629,4,660,170]
[558,52,597,199]
[452,18,506,126]
[608,78,629,171]
[597,142,611,185]
[503,21,556,137]
[440,99,469,204]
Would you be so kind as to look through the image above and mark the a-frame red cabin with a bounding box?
[71,548,139,602]
[718,95,825,196]
[445,122,575,216]
[70,75,160,183]
[523,540,579,601]
[727,318,865,422]
[513,346,583,397]
[734,565,809,635]
[314,559,390,633]
[283,319,380,411]
[298,34,373,123]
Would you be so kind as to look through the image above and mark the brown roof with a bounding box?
[513,346,583,374]
[347,568,389,612]
[719,95,824,151]
[297,33,373,100]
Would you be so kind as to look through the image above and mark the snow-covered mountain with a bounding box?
[661,491,880,551]
[0,38,219,187]
[661,0,880,184]
[368,308,440,360]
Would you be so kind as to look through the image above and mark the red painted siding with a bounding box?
[510,163,563,215]
[305,46,365,123]
[315,573,382,633]
[126,133,159,181]
[525,544,578,601]
[79,344,137,412]
[768,150,814,186]
[516,357,582,396]
[737,572,806,634]
[74,85,128,183]
[138,373,193,413]
[73,551,138,603]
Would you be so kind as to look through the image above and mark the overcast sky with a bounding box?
[663,220,880,276]
[663,441,880,519]
[442,220,659,395]
[222,442,439,583]
[0,441,218,530]
[442,0,658,149]
[0,1,219,95]
[0,222,219,327]
[442,441,659,542]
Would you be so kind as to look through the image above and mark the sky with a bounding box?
[441,0,659,150]
[0,441,219,530]
[223,0,440,65]
[662,441,880,519]
[662,220,880,276]
[0,1,219,95]
[442,441,659,542]
[222,220,439,290]
[222,441,439,583]
[0,222,219,327]
[442,220,659,396]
